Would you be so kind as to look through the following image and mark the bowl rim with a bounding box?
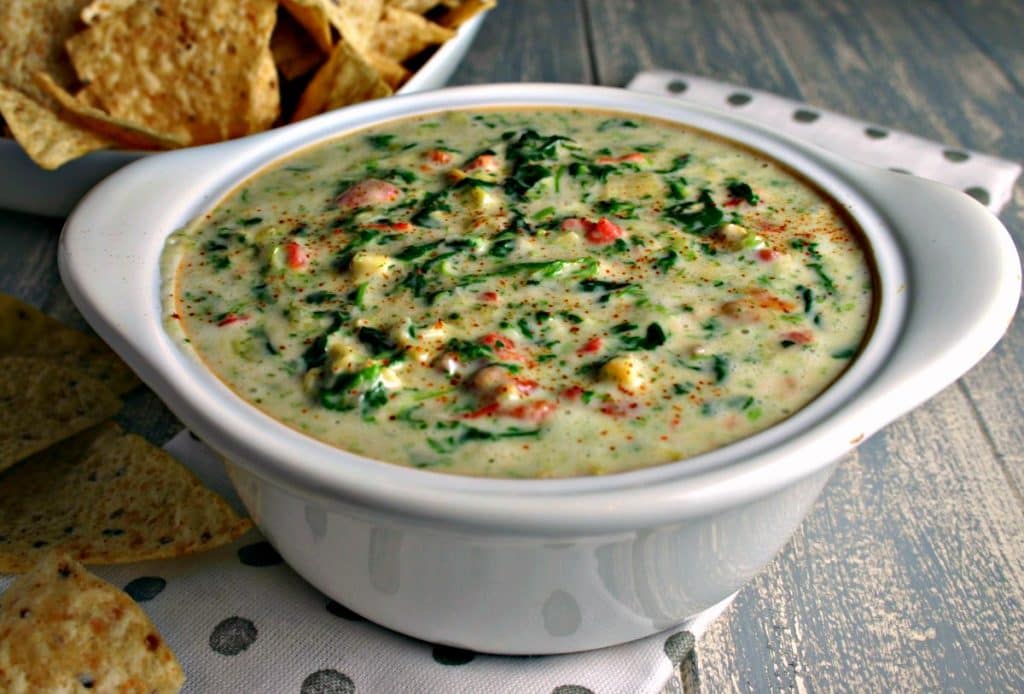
[60,82,1020,534]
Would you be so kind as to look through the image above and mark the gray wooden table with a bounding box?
[3,1,1022,690]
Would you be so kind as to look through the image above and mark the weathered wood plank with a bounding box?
[701,387,1024,691]
[688,0,1024,691]
[938,0,1024,499]
[940,0,1024,96]
[0,212,62,303]
[584,0,803,94]
[449,0,592,86]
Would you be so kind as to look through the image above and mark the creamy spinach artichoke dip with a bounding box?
[164,108,874,478]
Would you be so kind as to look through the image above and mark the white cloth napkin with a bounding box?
[627,70,1021,214]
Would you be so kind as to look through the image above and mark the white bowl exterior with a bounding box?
[0,11,486,218]
[226,459,836,653]
[59,83,1021,652]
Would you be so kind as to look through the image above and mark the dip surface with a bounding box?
[164,108,874,478]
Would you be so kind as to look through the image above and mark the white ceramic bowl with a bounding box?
[60,84,1020,654]
[0,11,487,218]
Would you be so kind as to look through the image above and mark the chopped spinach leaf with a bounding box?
[664,189,723,235]
[356,326,397,355]
[304,291,336,304]
[726,180,760,204]
[654,155,691,173]
[410,190,451,227]
[654,249,678,273]
[620,322,667,351]
[367,134,396,149]
[596,118,639,132]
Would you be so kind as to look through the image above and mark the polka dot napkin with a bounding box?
[0,430,729,694]
[627,70,1021,214]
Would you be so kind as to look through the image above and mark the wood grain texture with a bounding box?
[701,389,1024,691]
[584,0,802,94]
[940,0,1024,96]
[666,1,1024,691]
[449,0,592,85]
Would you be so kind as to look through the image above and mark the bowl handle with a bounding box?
[59,136,274,368]
[847,167,1020,424]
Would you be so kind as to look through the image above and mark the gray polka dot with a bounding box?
[325,599,366,622]
[209,616,258,656]
[667,80,687,94]
[664,630,696,666]
[301,670,354,694]
[123,577,166,602]
[943,149,969,162]
[238,541,283,567]
[865,127,889,139]
[727,92,752,106]
[793,109,820,123]
[305,504,327,539]
[542,590,581,637]
[432,645,476,665]
[552,686,595,694]
[965,186,991,205]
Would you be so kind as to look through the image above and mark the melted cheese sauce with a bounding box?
[164,109,874,478]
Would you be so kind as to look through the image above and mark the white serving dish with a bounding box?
[0,10,487,218]
[60,84,1020,654]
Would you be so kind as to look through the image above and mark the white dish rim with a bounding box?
[60,82,1021,534]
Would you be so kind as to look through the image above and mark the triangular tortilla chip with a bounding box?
[0,0,90,105]
[34,72,186,150]
[281,0,383,54]
[371,7,454,63]
[386,0,451,12]
[280,0,334,53]
[0,86,112,169]
[438,0,495,28]
[271,8,326,81]
[367,51,412,90]
[0,552,185,693]
[65,0,280,145]
[0,293,140,396]
[0,357,121,474]
[292,38,392,122]
[0,423,253,572]
[80,0,138,25]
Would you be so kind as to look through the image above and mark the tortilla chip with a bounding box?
[271,9,326,81]
[386,0,450,12]
[0,423,253,573]
[371,7,455,63]
[34,72,186,150]
[65,0,280,145]
[0,0,90,105]
[438,0,495,28]
[0,293,140,396]
[368,52,412,90]
[0,553,185,693]
[248,40,284,136]
[292,38,392,122]
[280,0,334,54]
[0,357,121,474]
[0,86,112,169]
[282,0,383,54]
[80,0,138,25]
